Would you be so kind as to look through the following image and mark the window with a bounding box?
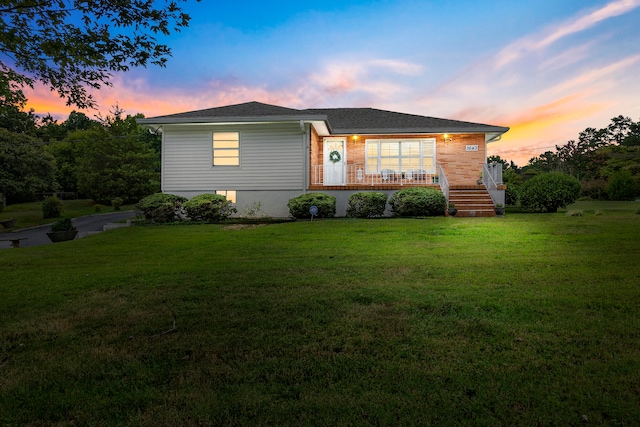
[366,139,436,173]
[213,132,239,166]
[216,190,236,203]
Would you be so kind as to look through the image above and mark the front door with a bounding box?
[324,138,346,185]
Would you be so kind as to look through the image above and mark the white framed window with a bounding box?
[213,132,239,166]
[366,139,435,174]
[216,190,236,203]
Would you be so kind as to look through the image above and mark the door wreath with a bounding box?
[329,150,342,163]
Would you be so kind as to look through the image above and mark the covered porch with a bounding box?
[310,163,441,188]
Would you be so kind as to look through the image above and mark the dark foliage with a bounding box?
[389,187,446,217]
[288,193,336,219]
[42,196,63,219]
[519,172,581,212]
[184,193,237,222]
[606,170,638,201]
[137,193,187,223]
[346,192,387,218]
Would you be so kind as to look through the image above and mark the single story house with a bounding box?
[138,101,509,217]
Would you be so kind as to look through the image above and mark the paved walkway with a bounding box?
[0,211,137,250]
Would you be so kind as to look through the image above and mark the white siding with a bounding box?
[162,123,305,192]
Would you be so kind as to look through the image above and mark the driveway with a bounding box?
[0,211,137,249]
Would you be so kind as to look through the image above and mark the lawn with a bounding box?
[1,201,639,425]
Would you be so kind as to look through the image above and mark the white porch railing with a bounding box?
[482,162,504,206]
[312,164,440,186]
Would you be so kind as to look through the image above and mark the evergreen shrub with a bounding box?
[136,193,187,223]
[287,193,336,219]
[50,217,76,232]
[111,197,123,211]
[42,196,63,219]
[184,193,237,222]
[389,187,446,217]
[346,192,387,218]
[519,172,581,212]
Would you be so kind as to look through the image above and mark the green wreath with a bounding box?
[329,150,342,163]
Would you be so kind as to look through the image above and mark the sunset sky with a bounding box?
[24,0,640,166]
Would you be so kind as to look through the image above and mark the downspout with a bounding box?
[301,120,309,193]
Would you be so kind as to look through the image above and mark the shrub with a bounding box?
[519,172,581,212]
[606,170,638,201]
[50,217,76,232]
[136,193,187,223]
[581,179,608,200]
[346,192,387,218]
[94,204,102,212]
[287,193,336,219]
[111,197,123,211]
[389,187,446,217]
[42,196,63,219]
[505,183,520,206]
[242,201,267,218]
[183,193,237,222]
[0,193,4,212]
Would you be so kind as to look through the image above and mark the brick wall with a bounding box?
[437,134,486,185]
[310,132,486,185]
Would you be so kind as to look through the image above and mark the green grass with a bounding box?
[0,199,135,232]
[1,201,639,425]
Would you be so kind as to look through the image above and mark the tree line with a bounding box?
[1,1,198,207]
[0,106,159,205]
[491,115,640,204]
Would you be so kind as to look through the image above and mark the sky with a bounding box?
[23,0,640,166]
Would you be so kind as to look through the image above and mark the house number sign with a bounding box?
[465,145,479,152]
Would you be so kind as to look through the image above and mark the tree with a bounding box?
[45,106,161,199]
[62,111,99,132]
[69,126,159,203]
[36,114,68,142]
[0,103,37,134]
[0,128,57,203]
[0,1,197,110]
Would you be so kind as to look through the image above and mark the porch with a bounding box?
[311,164,440,188]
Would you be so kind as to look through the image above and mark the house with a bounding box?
[138,101,509,217]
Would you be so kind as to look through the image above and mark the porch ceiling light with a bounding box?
[444,133,452,142]
[352,135,359,141]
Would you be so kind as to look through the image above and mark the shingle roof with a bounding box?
[304,107,508,134]
[144,101,316,120]
[138,101,509,134]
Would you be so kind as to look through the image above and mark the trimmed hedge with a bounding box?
[288,193,336,219]
[184,193,237,222]
[136,193,187,223]
[389,187,446,217]
[346,192,387,218]
[519,172,581,212]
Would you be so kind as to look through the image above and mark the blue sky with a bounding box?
[27,0,640,165]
